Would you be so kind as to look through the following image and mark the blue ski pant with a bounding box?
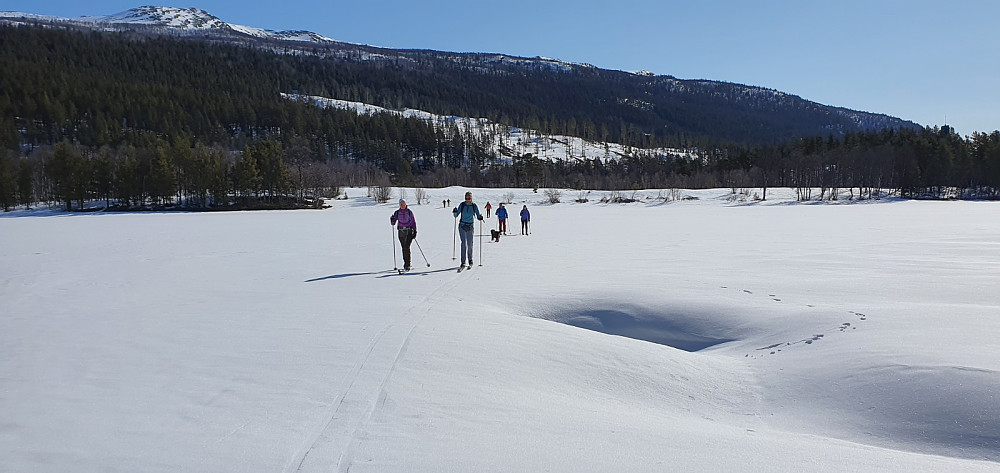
[458,223,474,264]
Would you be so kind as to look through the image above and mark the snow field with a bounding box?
[2,187,999,472]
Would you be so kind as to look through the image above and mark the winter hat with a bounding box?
[399,199,406,204]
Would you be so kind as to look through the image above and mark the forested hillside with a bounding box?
[1,22,998,211]
[1,22,919,150]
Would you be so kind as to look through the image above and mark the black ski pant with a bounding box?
[521,220,529,235]
[398,227,415,268]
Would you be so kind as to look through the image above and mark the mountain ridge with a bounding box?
[0,5,922,146]
[1,5,337,44]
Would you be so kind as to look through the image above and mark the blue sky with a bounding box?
[6,0,999,135]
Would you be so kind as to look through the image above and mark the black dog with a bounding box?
[490,229,501,242]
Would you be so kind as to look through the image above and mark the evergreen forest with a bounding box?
[1,23,999,211]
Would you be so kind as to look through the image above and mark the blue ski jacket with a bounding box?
[520,208,530,221]
[496,207,508,220]
[453,201,483,226]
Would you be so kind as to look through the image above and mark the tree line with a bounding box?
[4,125,999,212]
[484,126,1000,200]
[0,137,368,211]
[710,126,1000,200]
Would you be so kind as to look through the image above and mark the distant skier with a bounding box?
[520,205,530,235]
[390,199,417,271]
[485,201,492,218]
[496,203,508,235]
[453,191,484,269]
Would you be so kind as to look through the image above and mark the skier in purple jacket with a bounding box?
[390,199,417,271]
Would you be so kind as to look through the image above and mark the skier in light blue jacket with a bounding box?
[452,191,483,268]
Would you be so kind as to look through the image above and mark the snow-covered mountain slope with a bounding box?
[2,188,999,472]
[0,6,335,44]
[97,6,228,29]
[283,93,697,164]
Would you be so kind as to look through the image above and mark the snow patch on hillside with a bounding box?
[0,6,336,44]
[283,93,697,164]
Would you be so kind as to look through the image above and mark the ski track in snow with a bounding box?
[287,267,465,473]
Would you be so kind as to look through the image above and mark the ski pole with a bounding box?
[479,219,483,267]
[452,214,457,260]
[414,238,430,267]
[392,225,398,270]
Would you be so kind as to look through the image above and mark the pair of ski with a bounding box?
[390,264,475,274]
[395,262,430,274]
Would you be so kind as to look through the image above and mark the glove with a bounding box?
[413,231,417,238]
[453,207,458,212]
[478,216,484,221]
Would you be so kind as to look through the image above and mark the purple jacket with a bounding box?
[391,208,416,231]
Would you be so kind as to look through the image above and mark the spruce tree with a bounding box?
[0,152,15,211]
[45,143,88,211]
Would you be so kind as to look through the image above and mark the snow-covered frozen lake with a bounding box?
[2,187,998,472]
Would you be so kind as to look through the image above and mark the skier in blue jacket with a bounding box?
[520,205,530,235]
[496,203,509,235]
[452,191,484,268]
